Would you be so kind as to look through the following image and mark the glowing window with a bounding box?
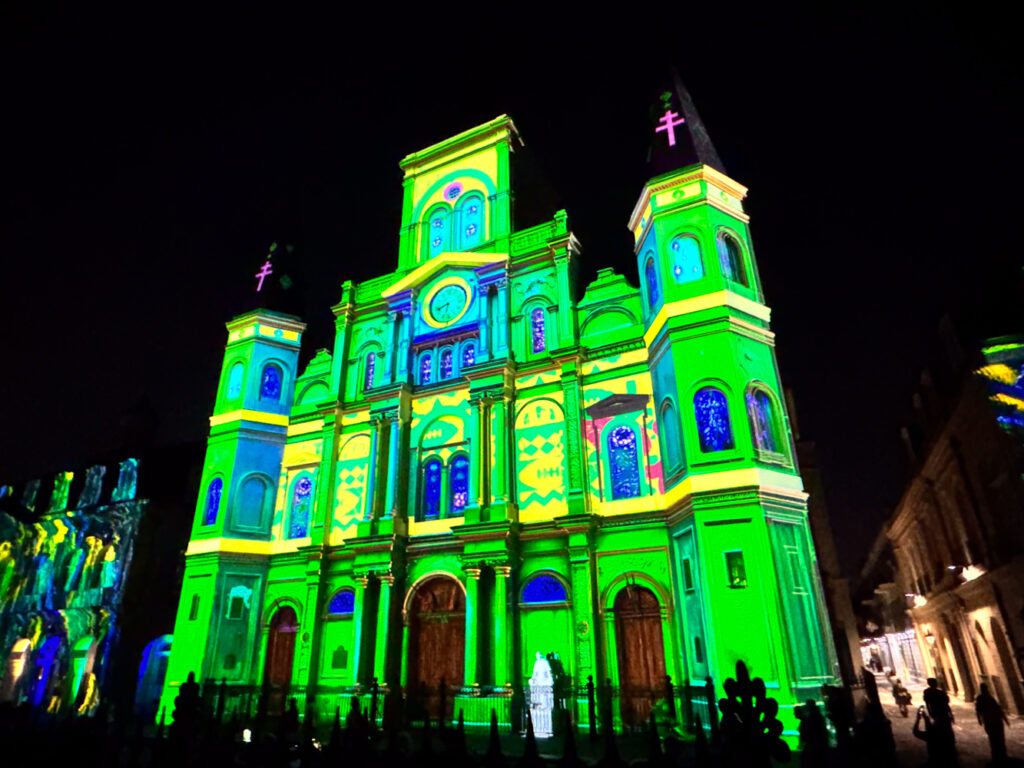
[288,476,312,539]
[203,478,222,526]
[227,362,244,400]
[716,233,748,286]
[522,574,568,604]
[420,353,433,385]
[645,256,659,307]
[422,459,442,519]
[364,352,375,391]
[660,400,683,470]
[458,194,484,249]
[531,308,546,353]
[725,550,747,588]
[608,426,641,500]
[427,209,451,258]
[671,236,704,283]
[260,365,282,401]
[746,390,778,453]
[449,456,470,516]
[440,349,453,379]
[462,344,475,367]
[327,590,355,616]
[695,387,734,453]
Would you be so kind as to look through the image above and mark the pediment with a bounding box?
[381,252,507,298]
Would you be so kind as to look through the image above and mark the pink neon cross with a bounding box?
[254,260,274,291]
[655,108,686,147]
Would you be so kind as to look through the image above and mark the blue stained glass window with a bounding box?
[327,590,355,615]
[462,344,475,367]
[441,349,453,379]
[531,308,546,353]
[227,362,244,400]
[289,476,312,539]
[458,194,484,249]
[717,234,747,286]
[260,365,282,401]
[671,236,704,283]
[608,426,641,499]
[420,354,432,385]
[695,387,735,452]
[746,390,777,452]
[428,209,450,258]
[449,456,470,515]
[522,574,568,604]
[645,256,659,307]
[203,478,222,525]
[364,352,375,390]
[423,459,442,519]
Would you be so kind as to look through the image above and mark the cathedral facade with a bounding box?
[163,104,837,733]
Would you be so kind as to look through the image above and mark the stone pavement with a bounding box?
[876,674,1024,766]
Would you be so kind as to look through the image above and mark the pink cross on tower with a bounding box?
[655,108,686,147]
[254,260,273,291]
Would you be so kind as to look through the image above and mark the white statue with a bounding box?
[529,651,554,737]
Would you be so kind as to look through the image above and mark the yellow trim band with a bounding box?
[643,291,771,348]
[210,410,290,428]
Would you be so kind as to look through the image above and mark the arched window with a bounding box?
[449,455,470,516]
[203,478,222,526]
[462,344,475,368]
[671,236,704,283]
[426,207,451,259]
[227,362,244,400]
[364,352,376,391]
[458,194,484,249]
[746,389,778,453]
[440,349,454,379]
[660,400,683,470]
[288,476,313,539]
[420,353,433,385]
[327,590,355,616]
[531,307,546,353]
[608,425,641,500]
[521,574,569,604]
[645,255,659,307]
[694,387,735,452]
[716,233,748,286]
[260,364,282,401]
[236,474,270,528]
[422,459,442,520]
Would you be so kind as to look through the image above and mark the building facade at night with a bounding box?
[162,97,838,732]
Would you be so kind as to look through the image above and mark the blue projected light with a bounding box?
[328,590,355,615]
[449,456,469,515]
[531,308,546,353]
[695,387,734,452]
[261,365,282,400]
[608,426,641,499]
[522,575,568,604]
[289,477,312,538]
[423,459,442,519]
[204,478,222,525]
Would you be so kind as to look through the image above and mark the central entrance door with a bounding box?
[407,576,465,716]
[613,585,667,728]
[264,606,298,715]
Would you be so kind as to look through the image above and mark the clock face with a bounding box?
[429,283,469,325]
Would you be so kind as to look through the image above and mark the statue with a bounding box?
[23,479,40,512]
[112,458,138,502]
[49,472,74,513]
[529,651,554,738]
[77,465,106,508]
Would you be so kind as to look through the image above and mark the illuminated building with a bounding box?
[162,85,838,734]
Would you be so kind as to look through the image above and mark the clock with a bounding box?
[427,282,470,326]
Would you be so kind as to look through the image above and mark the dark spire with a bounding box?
[646,69,725,177]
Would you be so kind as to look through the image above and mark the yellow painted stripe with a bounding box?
[288,419,325,436]
[186,537,274,556]
[643,291,771,349]
[382,252,507,297]
[210,409,290,428]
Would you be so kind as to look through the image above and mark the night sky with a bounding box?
[2,7,1020,577]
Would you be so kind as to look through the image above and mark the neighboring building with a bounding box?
[162,87,838,734]
[886,334,1024,713]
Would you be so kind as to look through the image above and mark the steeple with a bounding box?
[646,70,725,177]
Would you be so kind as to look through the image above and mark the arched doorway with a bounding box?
[613,584,667,728]
[407,576,465,716]
[134,635,172,724]
[0,639,31,702]
[264,606,299,715]
[31,636,62,709]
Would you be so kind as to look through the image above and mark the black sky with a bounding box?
[1,6,1021,577]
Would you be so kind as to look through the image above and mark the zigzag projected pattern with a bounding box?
[515,399,566,516]
[332,434,370,542]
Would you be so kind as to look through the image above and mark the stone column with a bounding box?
[373,573,393,684]
[351,575,370,685]
[369,416,389,520]
[493,566,511,687]
[464,568,481,688]
[383,413,400,517]
[490,397,509,510]
[560,365,588,515]
[554,253,573,345]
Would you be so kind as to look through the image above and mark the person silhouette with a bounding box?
[975,683,1010,763]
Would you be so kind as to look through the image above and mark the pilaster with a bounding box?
[464,567,481,687]
[493,565,511,687]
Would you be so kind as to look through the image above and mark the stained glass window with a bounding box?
[459,194,484,249]
[671,236,704,283]
[645,256,659,307]
[260,365,282,401]
[203,478,222,525]
[531,308,546,353]
[289,476,312,539]
[717,233,747,286]
[428,209,450,258]
[449,455,470,516]
[462,344,475,367]
[420,353,432,385]
[422,459,442,519]
[522,574,568,604]
[364,352,375,390]
[608,425,641,499]
[695,387,734,452]
[746,390,777,452]
[661,401,683,469]
[440,349,453,379]
[227,362,244,400]
[327,590,355,615]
